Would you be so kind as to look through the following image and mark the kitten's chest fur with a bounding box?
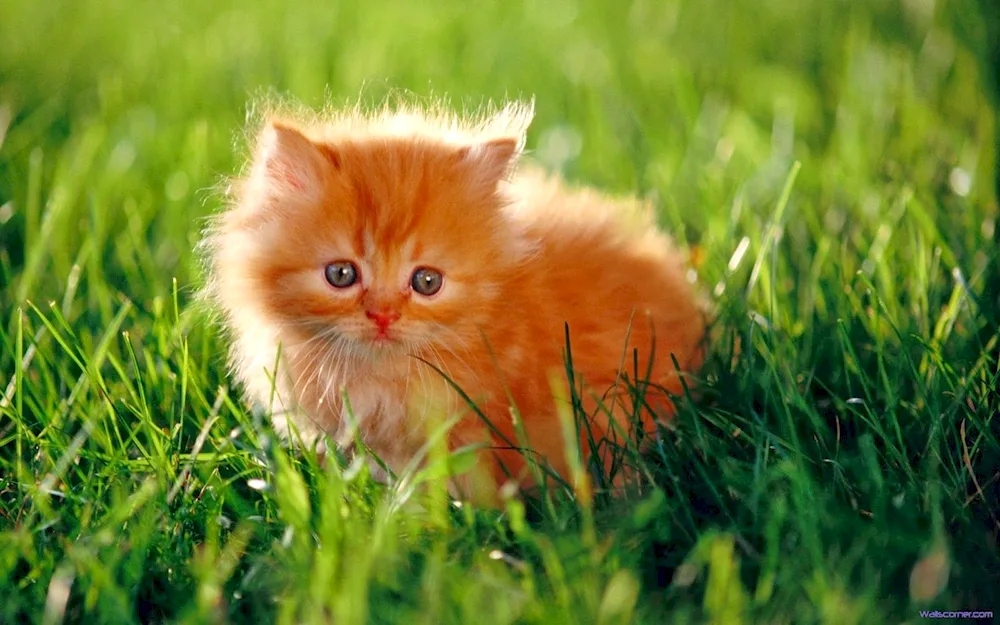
[290,350,461,469]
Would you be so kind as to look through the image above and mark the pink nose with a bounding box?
[365,309,400,331]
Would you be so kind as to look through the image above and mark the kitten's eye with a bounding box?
[410,267,443,296]
[324,261,358,288]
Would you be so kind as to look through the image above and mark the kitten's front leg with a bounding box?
[258,400,329,451]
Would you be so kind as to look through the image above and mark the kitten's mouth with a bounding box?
[367,329,402,347]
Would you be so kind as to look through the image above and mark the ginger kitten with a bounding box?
[202,101,706,504]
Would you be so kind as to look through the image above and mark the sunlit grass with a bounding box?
[1,0,998,622]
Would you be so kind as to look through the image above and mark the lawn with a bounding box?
[1,0,999,622]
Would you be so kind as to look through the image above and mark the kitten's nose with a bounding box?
[365,308,400,331]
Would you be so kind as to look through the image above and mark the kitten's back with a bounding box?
[496,165,704,391]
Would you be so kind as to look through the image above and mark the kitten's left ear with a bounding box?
[459,137,520,184]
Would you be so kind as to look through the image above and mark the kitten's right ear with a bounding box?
[250,120,338,198]
[458,137,521,185]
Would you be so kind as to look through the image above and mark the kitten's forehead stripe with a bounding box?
[400,237,416,260]
[362,230,376,258]
[352,162,429,251]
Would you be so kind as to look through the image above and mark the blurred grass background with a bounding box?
[1,0,999,623]
[1,0,996,302]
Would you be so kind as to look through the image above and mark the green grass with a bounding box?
[2,0,999,622]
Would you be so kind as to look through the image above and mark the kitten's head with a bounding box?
[208,103,534,360]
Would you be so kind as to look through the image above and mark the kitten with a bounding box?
[202,100,706,505]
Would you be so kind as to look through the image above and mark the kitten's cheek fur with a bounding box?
[260,270,357,321]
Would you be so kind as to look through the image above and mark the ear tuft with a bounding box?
[459,137,521,183]
[252,120,334,196]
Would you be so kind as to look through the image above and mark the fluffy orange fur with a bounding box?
[202,100,706,504]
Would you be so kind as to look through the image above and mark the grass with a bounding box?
[1,0,999,622]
